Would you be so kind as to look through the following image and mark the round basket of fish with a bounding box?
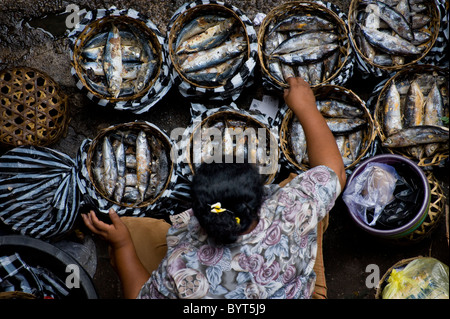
[185,109,279,184]
[280,85,375,171]
[167,1,257,100]
[258,1,353,90]
[374,64,449,166]
[68,8,171,113]
[348,0,440,72]
[84,121,173,213]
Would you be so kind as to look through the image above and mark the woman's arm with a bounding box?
[82,209,150,298]
[284,77,346,189]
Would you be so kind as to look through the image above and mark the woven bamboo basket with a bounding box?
[168,3,250,89]
[374,64,449,167]
[86,121,173,208]
[348,0,440,72]
[72,15,162,103]
[280,84,375,171]
[186,110,278,184]
[389,171,447,244]
[257,1,351,89]
[0,67,68,147]
[374,256,422,299]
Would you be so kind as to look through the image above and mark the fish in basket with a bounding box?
[258,1,352,89]
[375,65,449,166]
[348,0,440,71]
[86,122,173,209]
[280,85,375,171]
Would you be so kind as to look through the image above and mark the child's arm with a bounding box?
[82,209,150,298]
[284,77,346,189]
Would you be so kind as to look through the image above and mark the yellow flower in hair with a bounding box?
[235,217,241,225]
[210,202,226,214]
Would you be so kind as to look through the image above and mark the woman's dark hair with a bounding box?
[192,162,264,245]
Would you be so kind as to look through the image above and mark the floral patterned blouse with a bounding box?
[137,165,341,299]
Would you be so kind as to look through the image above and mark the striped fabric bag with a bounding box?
[0,146,79,240]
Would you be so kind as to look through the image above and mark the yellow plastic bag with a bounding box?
[382,257,449,299]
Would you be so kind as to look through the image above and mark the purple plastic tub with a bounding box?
[345,154,431,239]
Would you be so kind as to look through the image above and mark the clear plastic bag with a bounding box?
[382,258,449,299]
[343,163,399,226]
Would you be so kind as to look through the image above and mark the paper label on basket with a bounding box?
[250,95,279,120]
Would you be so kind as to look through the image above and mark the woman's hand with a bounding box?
[284,77,317,117]
[82,208,150,299]
[82,208,132,250]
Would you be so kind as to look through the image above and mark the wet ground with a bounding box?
[1,0,449,299]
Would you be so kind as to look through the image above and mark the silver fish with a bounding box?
[125,173,138,187]
[325,117,366,134]
[82,61,142,80]
[365,1,414,41]
[102,136,118,198]
[424,82,444,157]
[93,146,104,194]
[126,154,137,168]
[383,81,403,136]
[122,186,139,203]
[265,31,285,82]
[268,58,284,83]
[348,130,363,162]
[335,135,353,166]
[411,14,431,29]
[290,117,307,165]
[176,17,236,54]
[113,140,126,203]
[82,45,142,62]
[186,53,244,85]
[103,24,123,98]
[271,31,338,55]
[272,15,335,32]
[322,51,339,80]
[317,100,365,118]
[273,43,338,65]
[136,131,151,203]
[307,62,323,85]
[360,25,423,55]
[175,15,226,50]
[382,125,449,148]
[403,80,425,127]
[180,36,247,73]
[373,54,393,65]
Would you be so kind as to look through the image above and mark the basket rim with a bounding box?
[280,84,376,171]
[185,110,278,184]
[72,15,163,102]
[348,0,440,71]
[373,64,449,166]
[86,121,174,208]
[167,3,251,89]
[257,0,351,89]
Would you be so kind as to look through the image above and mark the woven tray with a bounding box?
[71,14,162,103]
[348,0,440,72]
[86,121,173,208]
[0,67,68,147]
[185,110,278,184]
[374,64,449,167]
[280,84,375,171]
[257,1,351,89]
